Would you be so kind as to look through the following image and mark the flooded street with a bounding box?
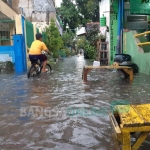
[0,56,150,150]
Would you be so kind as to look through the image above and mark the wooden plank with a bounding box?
[132,104,150,125]
[122,68,133,81]
[82,67,92,82]
[137,42,150,46]
[109,113,122,142]
[99,42,108,44]
[84,65,131,69]
[131,132,149,150]
[116,105,144,127]
[82,66,133,81]
[99,50,109,52]
[135,31,150,37]
[82,67,87,82]
[122,133,131,150]
[121,126,150,132]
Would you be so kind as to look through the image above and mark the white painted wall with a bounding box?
[18,0,56,22]
[99,0,110,62]
[99,0,110,41]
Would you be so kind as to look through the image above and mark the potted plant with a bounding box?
[100,34,106,42]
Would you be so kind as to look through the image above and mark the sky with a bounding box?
[55,0,62,7]
[55,0,76,7]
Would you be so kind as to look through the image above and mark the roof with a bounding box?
[76,27,86,36]
[86,22,100,31]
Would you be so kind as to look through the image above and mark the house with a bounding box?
[99,0,150,74]
[0,0,63,71]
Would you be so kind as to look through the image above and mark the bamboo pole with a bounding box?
[135,31,150,37]
[137,42,150,46]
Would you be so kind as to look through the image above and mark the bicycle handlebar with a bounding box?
[41,51,53,56]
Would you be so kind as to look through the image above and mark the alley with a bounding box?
[0,56,150,149]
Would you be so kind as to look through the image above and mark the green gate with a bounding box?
[25,20,34,48]
[36,27,39,34]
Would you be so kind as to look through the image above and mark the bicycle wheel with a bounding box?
[45,64,52,73]
[27,65,37,78]
[40,64,52,73]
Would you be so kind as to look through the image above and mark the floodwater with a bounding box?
[0,56,150,150]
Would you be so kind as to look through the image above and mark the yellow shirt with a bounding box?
[29,40,48,55]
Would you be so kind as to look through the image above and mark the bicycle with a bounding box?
[27,51,52,78]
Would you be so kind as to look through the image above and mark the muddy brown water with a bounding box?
[0,56,150,150]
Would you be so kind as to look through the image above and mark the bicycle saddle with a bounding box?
[31,57,39,64]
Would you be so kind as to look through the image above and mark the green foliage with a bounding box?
[86,25,101,47]
[56,0,100,59]
[76,36,97,59]
[76,36,86,49]
[84,40,96,59]
[59,48,72,57]
[65,48,71,57]
[76,0,99,24]
[62,29,76,47]
[57,0,99,29]
[45,18,64,58]
[71,50,76,56]
[59,49,66,58]
[53,51,59,58]
[57,0,81,30]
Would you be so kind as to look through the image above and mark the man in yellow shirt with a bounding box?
[29,33,50,73]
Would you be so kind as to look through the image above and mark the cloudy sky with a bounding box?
[55,0,62,7]
[55,0,76,7]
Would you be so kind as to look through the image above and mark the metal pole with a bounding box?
[121,0,124,54]
[117,0,121,54]
[99,0,101,19]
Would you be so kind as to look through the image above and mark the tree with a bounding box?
[45,18,63,58]
[62,29,76,47]
[76,36,86,49]
[76,0,99,25]
[86,24,101,47]
[57,0,99,29]
[56,0,81,31]
[84,40,96,59]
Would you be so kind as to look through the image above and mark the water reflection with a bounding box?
[0,56,150,149]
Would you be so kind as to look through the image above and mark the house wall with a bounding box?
[11,0,56,22]
[99,0,110,40]
[11,0,62,35]
[112,0,150,75]
[0,0,17,19]
[99,0,111,64]
[100,0,118,64]
[0,46,15,63]
[125,31,150,75]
